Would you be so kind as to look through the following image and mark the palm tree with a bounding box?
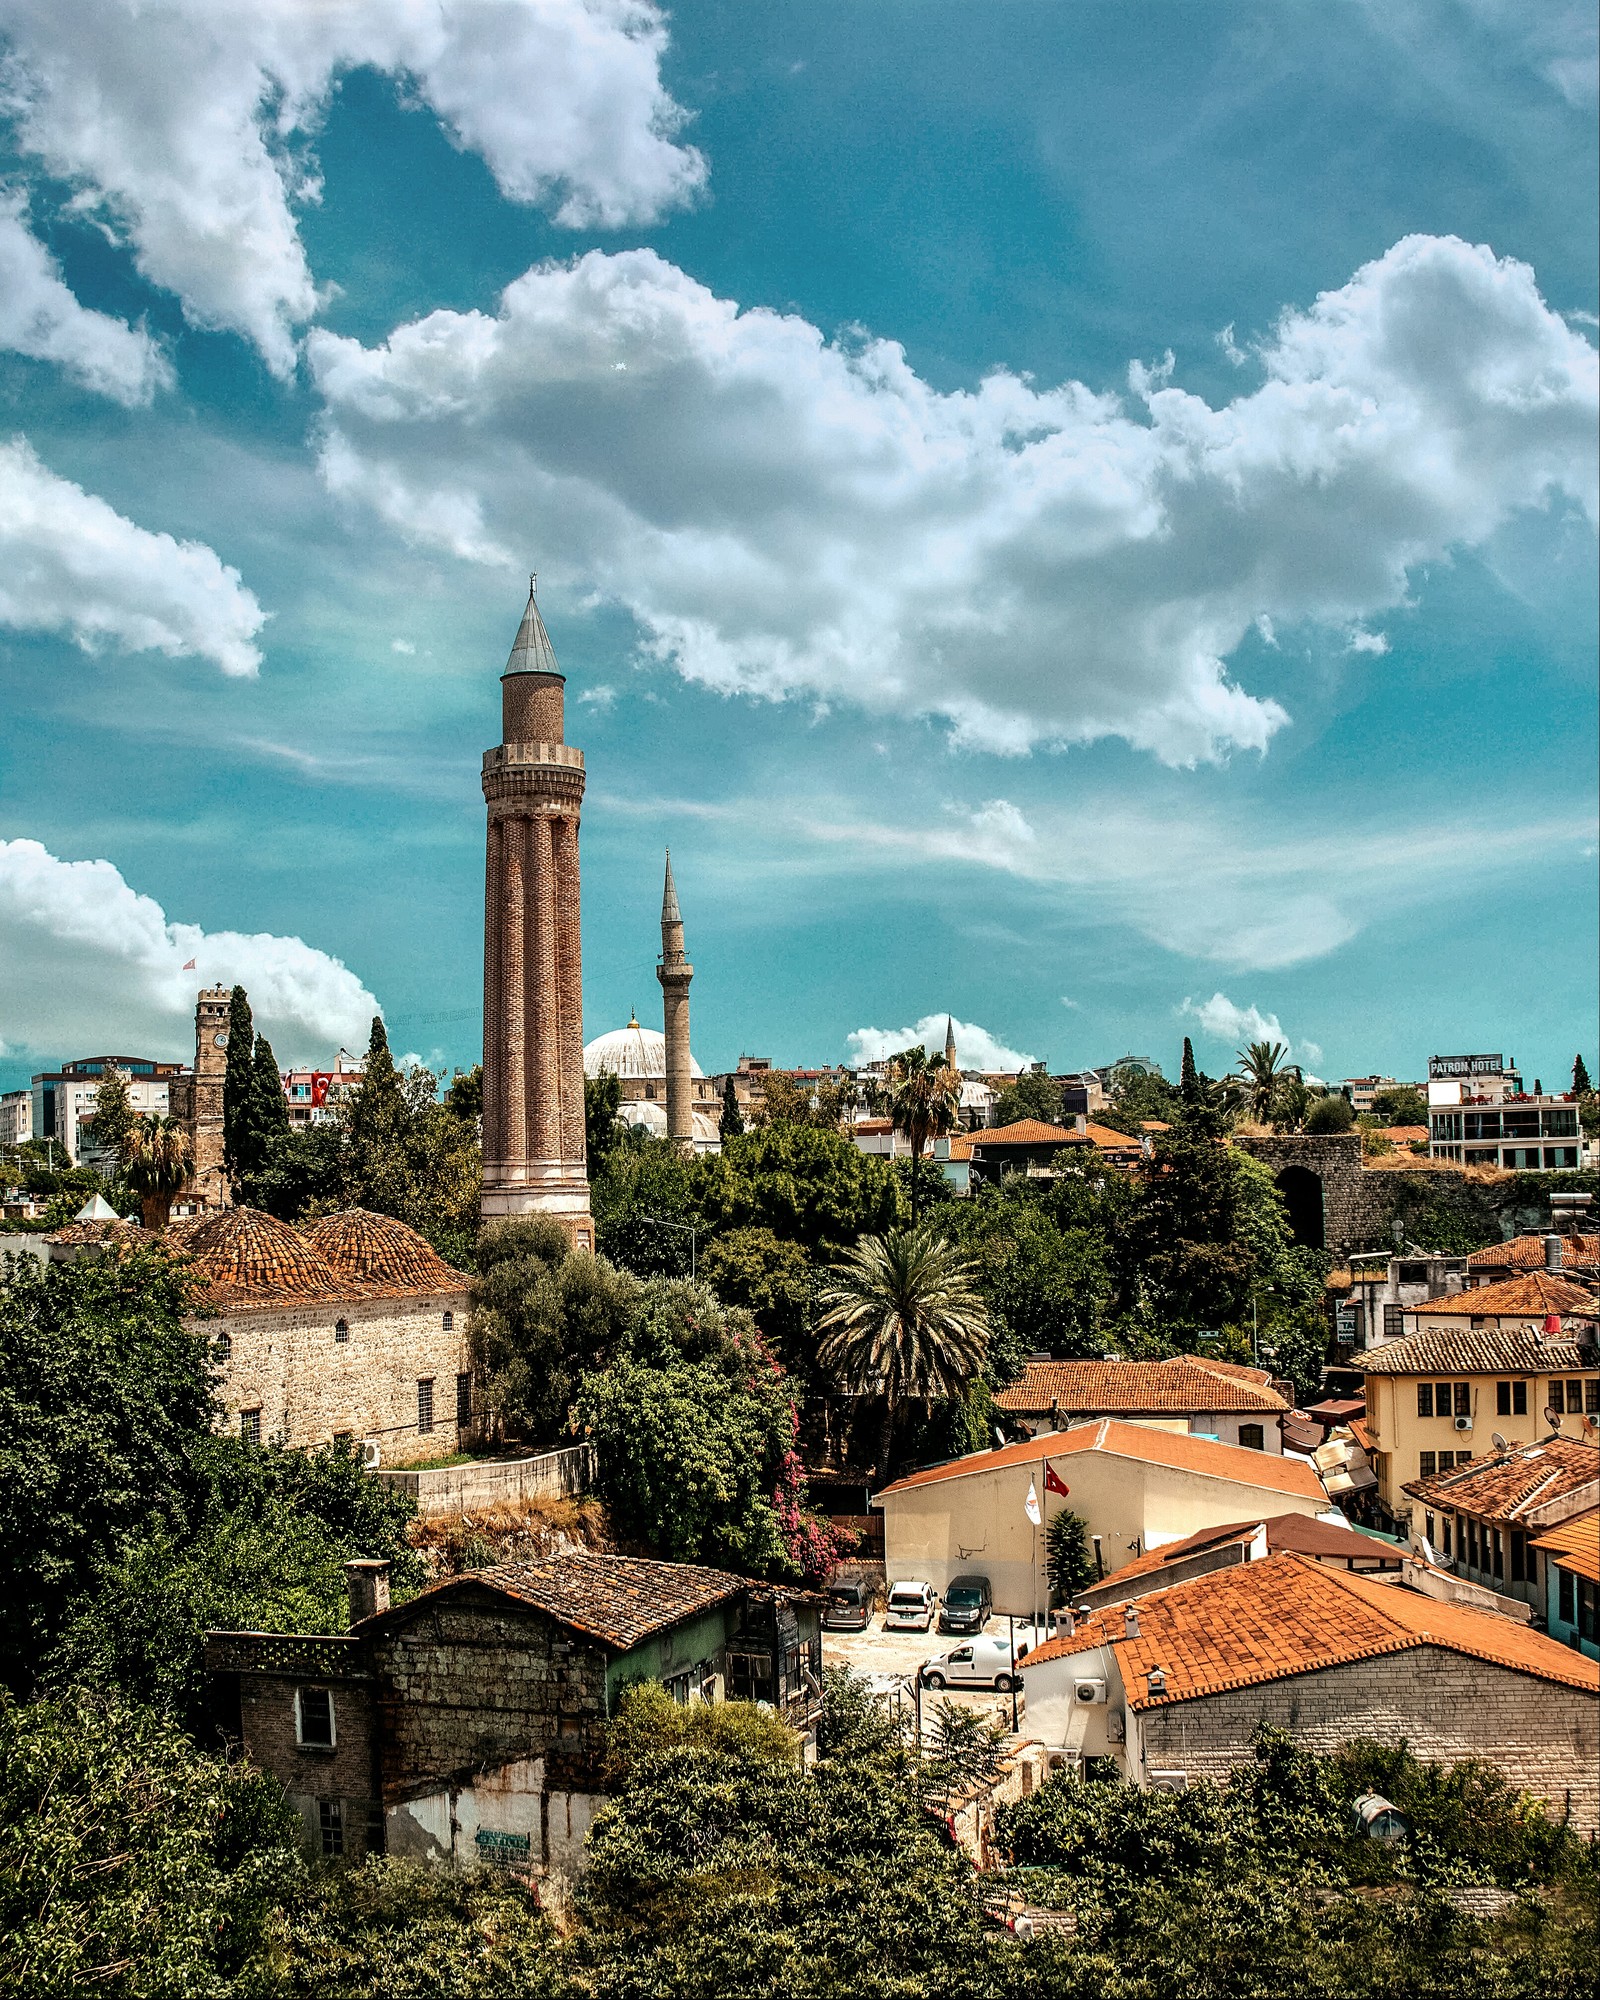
[121,1114,192,1230]
[815,1227,990,1480]
[876,1044,962,1220]
[1235,1040,1291,1125]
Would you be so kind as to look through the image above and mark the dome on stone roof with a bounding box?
[584,1016,704,1081]
[300,1209,468,1293]
[171,1206,350,1304]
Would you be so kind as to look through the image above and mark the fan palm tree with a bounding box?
[876,1044,962,1219]
[121,1114,192,1230]
[815,1227,990,1480]
[1235,1040,1291,1125]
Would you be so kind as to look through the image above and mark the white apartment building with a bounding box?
[0,1089,33,1149]
[31,1057,185,1167]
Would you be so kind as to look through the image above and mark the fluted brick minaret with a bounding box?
[657,850,694,1149]
[480,578,593,1247]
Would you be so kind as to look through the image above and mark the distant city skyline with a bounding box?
[1,3,1595,1097]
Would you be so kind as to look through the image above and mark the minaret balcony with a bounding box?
[482,742,585,772]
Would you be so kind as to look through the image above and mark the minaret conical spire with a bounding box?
[944,1016,958,1067]
[504,573,562,677]
[658,847,694,1150]
[662,849,682,926]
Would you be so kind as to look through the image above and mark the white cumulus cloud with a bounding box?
[1,0,705,374]
[1182,992,1308,1062]
[0,192,171,403]
[0,838,380,1062]
[845,1013,1038,1072]
[308,234,1597,764]
[0,438,266,675]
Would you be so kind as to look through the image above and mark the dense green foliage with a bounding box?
[1369,1085,1428,1127]
[221,984,257,1179]
[1305,1092,1356,1134]
[697,1226,812,1378]
[992,1064,1065,1128]
[89,1061,136,1173]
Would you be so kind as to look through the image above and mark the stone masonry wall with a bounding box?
[372,1597,611,1800]
[205,1289,470,1465]
[1137,1648,1600,1832]
[234,1660,380,1862]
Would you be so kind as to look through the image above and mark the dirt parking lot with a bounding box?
[821,1616,1040,1732]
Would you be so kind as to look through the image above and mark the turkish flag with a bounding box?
[1044,1463,1070,1497]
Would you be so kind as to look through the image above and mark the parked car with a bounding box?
[921,1631,1028,1692]
[821,1579,873,1632]
[883,1580,937,1631]
[939,1573,993,1635]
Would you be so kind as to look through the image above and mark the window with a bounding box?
[1491,1529,1503,1579]
[1419,1451,1437,1478]
[1510,1531,1525,1584]
[1442,1515,1452,1557]
[1454,1383,1471,1417]
[1558,1567,1576,1624]
[1587,1380,1600,1415]
[1514,1381,1528,1416]
[417,1379,434,1434]
[1435,1381,1452,1415]
[240,1409,261,1446]
[456,1372,472,1427]
[1383,1304,1404,1341]
[1418,1384,1435,1419]
[726,1651,774,1702]
[1580,1576,1598,1644]
[1239,1423,1264,1451]
[442,1310,453,1331]
[318,1798,344,1858]
[1424,1511,1435,1546]
[1550,1382,1566,1414]
[1567,1381,1582,1412]
[296,1687,335,1748]
[214,1331,232,1364]
[335,1318,349,1342]
[1496,1382,1510,1416]
[1466,1521,1479,1569]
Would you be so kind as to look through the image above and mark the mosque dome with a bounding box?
[584,1014,704,1081]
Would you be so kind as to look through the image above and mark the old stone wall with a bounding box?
[225,1640,381,1862]
[372,1596,611,1800]
[376,1442,596,1518]
[1137,1647,1600,1832]
[205,1289,470,1465]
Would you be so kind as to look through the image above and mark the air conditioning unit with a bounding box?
[1148,1770,1189,1794]
[1074,1678,1108,1705]
[361,1438,383,1469]
[1043,1749,1082,1777]
[1453,1415,1473,1433]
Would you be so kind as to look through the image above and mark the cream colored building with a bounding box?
[584,1017,721,1152]
[1360,1274,1599,1523]
[172,1206,472,1467]
[873,1419,1328,1618]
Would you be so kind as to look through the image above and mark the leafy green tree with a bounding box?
[584,1071,624,1173]
[946,1190,1113,1374]
[243,1120,346,1222]
[1369,1084,1428,1127]
[0,1249,212,1692]
[1235,1039,1291,1124]
[1046,1507,1095,1603]
[221,984,256,1178]
[1124,1109,1255,1339]
[592,1129,701,1276]
[89,1063,136,1175]
[1179,1036,1201,1105]
[1305,1091,1355,1134]
[993,1063,1065,1128]
[697,1123,903,1253]
[815,1228,990,1478]
[719,1073,745,1140]
[698,1226,812,1376]
[471,1217,638,1443]
[605,1680,797,1784]
[1097,1062,1181,1136]
[245,1030,289,1167]
[0,1687,305,1996]
[121,1113,192,1230]
[443,1064,483,1122]
[874,1045,962,1220]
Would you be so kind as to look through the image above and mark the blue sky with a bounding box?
[1,0,1595,1094]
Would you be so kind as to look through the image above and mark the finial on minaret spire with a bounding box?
[662,848,682,925]
[504,572,561,677]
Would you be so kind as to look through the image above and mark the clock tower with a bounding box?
[168,985,231,1210]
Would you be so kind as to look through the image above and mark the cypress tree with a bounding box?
[221,986,255,1178]
[1046,1507,1095,1603]
[720,1075,745,1140]
[90,1063,136,1170]
[242,1033,289,1181]
[345,1017,411,1215]
[1575,1055,1593,1096]
[1180,1036,1200,1104]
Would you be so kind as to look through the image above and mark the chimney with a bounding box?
[1123,1603,1141,1639]
[1146,1666,1166,1697]
[1545,1233,1563,1276]
[346,1559,391,1626]
[1056,1608,1075,1637]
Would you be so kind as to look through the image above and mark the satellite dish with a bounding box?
[1545,1409,1561,1432]
[1491,1432,1509,1453]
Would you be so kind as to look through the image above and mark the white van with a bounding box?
[883,1581,937,1631]
[920,1630,1032,1692]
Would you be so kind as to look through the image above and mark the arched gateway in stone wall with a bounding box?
[1233,1133,1370,1254]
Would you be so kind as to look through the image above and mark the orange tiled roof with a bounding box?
[301,1209,468,1295]
[1080,1511,1399,1595]
[994,1357,1286,1416]
[943,1133,976,1161]
[1183,1355,1276,1389]
[1347,1415,1374,1452]
[1404,1272,1597,1319]
[874,1415,1325,1502]
[1403,1436,1600,1523]
[44,1217,155,1247]
[1361,1322,1597,1378]
[1019,1550,1598,1701]
[170,1205,468,1310]
[970,1119,1091,1148]
[1531,1507,1600,1585]
[1082,1122,1145,1152]
[1469,1234,1600,1274]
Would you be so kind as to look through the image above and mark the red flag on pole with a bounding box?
[1044,1463,1069,1497]
[182,958,197,970]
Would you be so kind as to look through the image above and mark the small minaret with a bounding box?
[944,1017,958,1068]
[658,850,694,1149]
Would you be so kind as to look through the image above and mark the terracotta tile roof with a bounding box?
[969,1120,1091,1148]
[1402,1436,1600,1523]
[373,1553,750,1650]
[1469,1234,1600,1274]
[1404,1272,1597,1319]
[1019,1550,1599,1701]
[1361,1325,1597,1378]
[44,1218,155,1247]
[1082,1123,1145,1152]
[301,1209,469,1295]
[1183,1356,1276,1389]
[943,1133,976,1161]
[994,1358,1287,1416]
[169,1205,468,1310]
[1347,1416,1374,1452]
[1081,1512,1399,1598]
[1304,1397,1366,1420]
[874,1416,1325,1502]
[1531,1507,1600,1585]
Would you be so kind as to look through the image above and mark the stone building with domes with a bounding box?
[584,1016,722,1152]
[169,1206,472,1465]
